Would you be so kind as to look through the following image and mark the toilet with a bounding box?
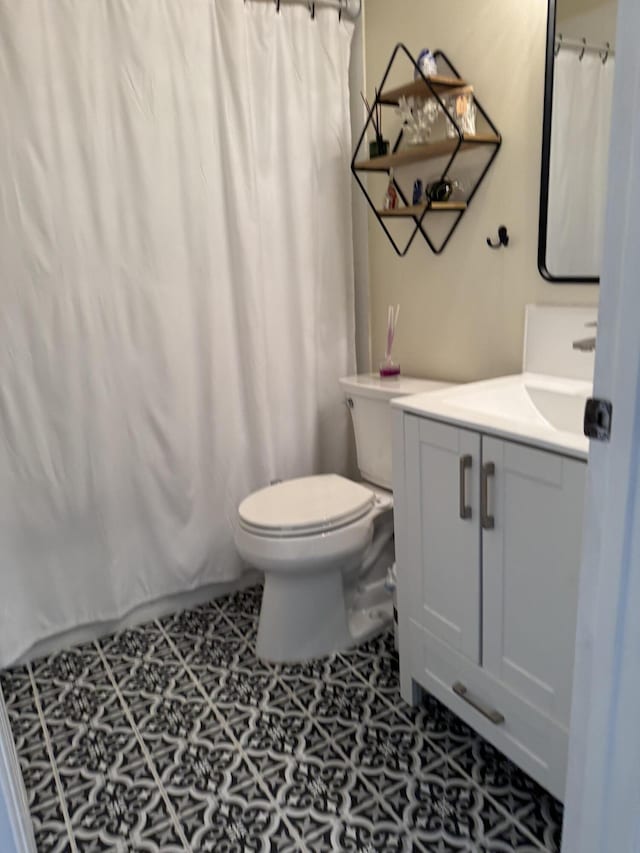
[235,373,451,662]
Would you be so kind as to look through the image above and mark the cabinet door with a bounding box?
[482,437,586,728]
[405,416,481,663]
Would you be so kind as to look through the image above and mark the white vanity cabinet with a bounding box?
[395,413,586,800]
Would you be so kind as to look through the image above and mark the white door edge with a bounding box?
[0,690,36,853]
[563,0,640,849]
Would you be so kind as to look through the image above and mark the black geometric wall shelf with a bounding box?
[351,44,502,256]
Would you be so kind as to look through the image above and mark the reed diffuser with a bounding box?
[380,304,400,377]
[362,89,388,158]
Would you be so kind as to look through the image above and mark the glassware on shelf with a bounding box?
[397,96,439,146]
[423,97,439,132]
[449,178,466,201]
[397,96,417,144]
[457,93,476,135]
[445,92,477,138]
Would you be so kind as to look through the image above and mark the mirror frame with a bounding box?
[538,0,600,284]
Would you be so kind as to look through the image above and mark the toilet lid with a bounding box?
[238,474,375,537]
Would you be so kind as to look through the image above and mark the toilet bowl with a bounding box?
[235,373,453,663]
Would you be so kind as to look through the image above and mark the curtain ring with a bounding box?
[308,1,315,19]
[601,41,610,64]
[579,37,586,60]
[275,0,280,11]
[338,0,343,21]
[554,34,562,57]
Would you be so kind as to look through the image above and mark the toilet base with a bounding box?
[257,568,352,663]
[255,571,393,664]
[251,504,395,664]
[348,598,393,646]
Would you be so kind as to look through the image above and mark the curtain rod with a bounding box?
[555,34,615,61]
[244,0,361,20]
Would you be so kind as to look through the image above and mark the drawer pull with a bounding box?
[459,454,472,520]
[481,462,495,530]
[452,681,505,725]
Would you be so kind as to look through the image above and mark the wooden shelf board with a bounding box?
[355,133,501,172]
[379,77,472,105]
[379,202,467,217]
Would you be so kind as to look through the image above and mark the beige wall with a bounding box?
[363,0,599,383]
[557,0,617,45]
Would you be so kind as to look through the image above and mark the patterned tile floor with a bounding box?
[0,584,563,852]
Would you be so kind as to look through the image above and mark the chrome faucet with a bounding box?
[572,321,597,352]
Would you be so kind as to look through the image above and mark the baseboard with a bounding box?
[13,570,262,667]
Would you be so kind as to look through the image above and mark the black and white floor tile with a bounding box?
[0,584,563,852]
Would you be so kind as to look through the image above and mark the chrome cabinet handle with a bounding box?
[481,462,495,530]
[459,454,472,520]
[453,681,505,725]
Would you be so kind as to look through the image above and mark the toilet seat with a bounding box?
[238,474,375,539]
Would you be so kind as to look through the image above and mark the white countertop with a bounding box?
[339,373,452,401]
[392,372,591,461]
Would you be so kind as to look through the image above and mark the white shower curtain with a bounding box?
[0,1,355,666]
[546,49,615,276]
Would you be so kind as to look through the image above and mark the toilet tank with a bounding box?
[339,374,452,490]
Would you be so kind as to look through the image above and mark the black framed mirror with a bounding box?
[538,0,617,283]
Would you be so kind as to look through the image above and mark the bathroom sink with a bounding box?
[392,373,592,460]
[524,384,588,436]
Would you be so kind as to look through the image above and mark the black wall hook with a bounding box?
[555,34,563,56]
[487,225,509,249]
